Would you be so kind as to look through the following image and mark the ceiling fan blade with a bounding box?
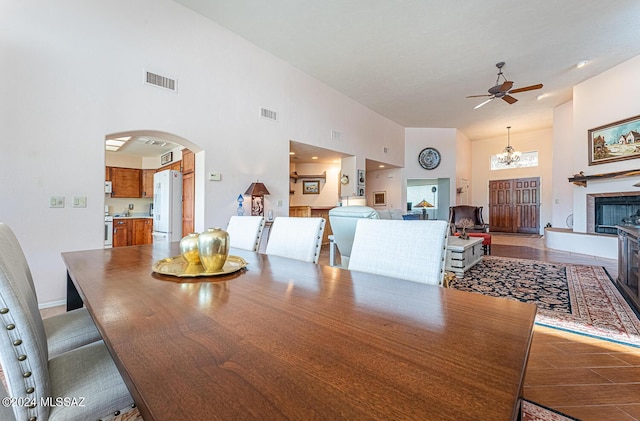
[509,83,543,94]
[474,98,494,109]
[502,95,518,104]
[499,81,513,92]
[466,94,492,98]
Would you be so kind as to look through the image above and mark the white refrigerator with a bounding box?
[152,170,183,242]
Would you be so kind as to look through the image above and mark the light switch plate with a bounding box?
[49,196,65,208]
[208,172,221,181]
[73,196,87,208]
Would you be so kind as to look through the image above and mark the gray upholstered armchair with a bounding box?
[328,206,379,267]
[448,205,489,234]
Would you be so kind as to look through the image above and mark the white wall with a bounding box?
[455,130,472,205]
[289,163,341,207]
[569,55,640,233]
[405,128,459,196]
[551,101,575,229]
[0,0,404,304]
[471,128,554,232]
[366,168,404,211]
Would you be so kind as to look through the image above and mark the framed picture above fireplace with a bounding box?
[589,114,640,165]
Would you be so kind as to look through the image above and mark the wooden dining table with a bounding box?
[62,242,536,421]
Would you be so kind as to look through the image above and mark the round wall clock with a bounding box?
[418,147,441,170]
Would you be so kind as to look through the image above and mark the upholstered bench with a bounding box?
[466,232,491,255]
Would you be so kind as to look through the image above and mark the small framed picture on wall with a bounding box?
[303,180,320,194]
[373,191,386,206]
[161,152,173,165]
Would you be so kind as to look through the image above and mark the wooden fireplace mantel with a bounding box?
[568,169,640,187]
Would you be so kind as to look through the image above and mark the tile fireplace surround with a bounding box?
[587,191,640,234]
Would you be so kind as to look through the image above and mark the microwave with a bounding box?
[105,181,112,194]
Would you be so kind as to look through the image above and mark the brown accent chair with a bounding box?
[449,206,489,234]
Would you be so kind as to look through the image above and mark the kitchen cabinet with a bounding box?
[182,149,194,174]
[159,162,182,172]
[141,169,155,198]
[133,218,153,245]
[113,219,131,247]
[109,167,142,198]
[157,160,182,173]
[113,218,153,247]
[182,171,195,236]
[289,206,311,217]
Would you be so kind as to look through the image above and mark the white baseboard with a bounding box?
[39,299,66,310]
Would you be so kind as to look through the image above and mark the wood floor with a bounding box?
[42,234,638,420]
[470,234,640,421]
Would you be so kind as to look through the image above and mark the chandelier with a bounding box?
[497,126,521,165]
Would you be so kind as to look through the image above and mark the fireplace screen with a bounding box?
[595,195,640,234]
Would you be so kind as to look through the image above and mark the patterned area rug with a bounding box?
[450,256,640,347]
[521,399,579,421]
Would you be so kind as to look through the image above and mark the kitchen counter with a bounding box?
[112,215,153,219]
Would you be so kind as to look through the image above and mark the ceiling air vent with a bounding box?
[144,70,177,93]
[260,107,278,121]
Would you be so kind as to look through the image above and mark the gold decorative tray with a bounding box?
[152,255,248,278]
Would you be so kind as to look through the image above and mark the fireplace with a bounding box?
[587,192,640,234]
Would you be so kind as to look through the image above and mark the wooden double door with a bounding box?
[489,177,540,234]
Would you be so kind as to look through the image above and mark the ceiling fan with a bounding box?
[467,62,543,109]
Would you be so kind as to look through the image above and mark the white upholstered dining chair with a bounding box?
[0,225,134,421]
[348,219,449,286]
[226,215,266,252]
[265,217,325,263]
[0,223,102,358]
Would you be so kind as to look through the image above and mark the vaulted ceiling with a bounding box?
[174,0,640,140]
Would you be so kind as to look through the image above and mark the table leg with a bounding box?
[66,271,83,311]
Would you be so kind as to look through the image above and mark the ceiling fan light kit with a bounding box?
[467,62,543,109]
[497,126,521,166]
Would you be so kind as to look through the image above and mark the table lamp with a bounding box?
[414,199,433,220]
[244,181,270,216]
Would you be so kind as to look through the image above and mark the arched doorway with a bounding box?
[104,130,203,246]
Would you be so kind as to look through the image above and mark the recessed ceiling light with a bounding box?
[289,152,295,155]
[311,156,318,160]
[105,139,126,148]
[576,60,589,69]
[378,165,385,168]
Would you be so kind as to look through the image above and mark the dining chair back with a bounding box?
[226,215,266,252]
[0,226,134,420]
[328,206,378,267]
[0,223,101,358]
[265,217,325,263]
[348,219,449,286]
